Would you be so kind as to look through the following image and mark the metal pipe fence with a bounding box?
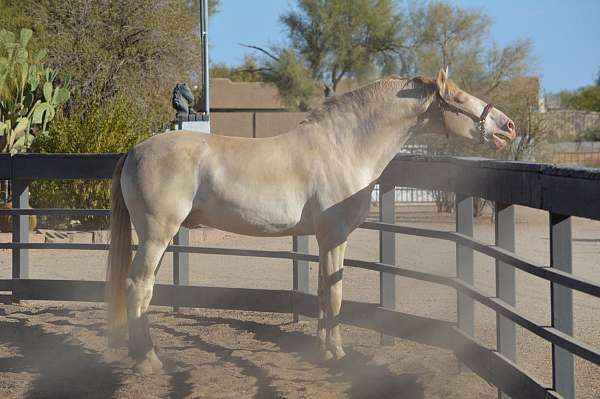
[0,153,598,399]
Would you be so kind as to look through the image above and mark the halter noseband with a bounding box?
[436,91,494,144]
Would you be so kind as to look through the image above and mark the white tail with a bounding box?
[106,154,132,344]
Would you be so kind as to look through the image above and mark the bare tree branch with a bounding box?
[238,43,280,62]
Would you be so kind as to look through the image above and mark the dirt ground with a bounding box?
[0,205,598,398]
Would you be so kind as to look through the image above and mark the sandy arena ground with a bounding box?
[0,205,598,398]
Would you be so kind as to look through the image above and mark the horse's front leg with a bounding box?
[317,265,331,361]
[317,240,348,360]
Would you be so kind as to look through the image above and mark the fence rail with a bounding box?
[0,153,599,399]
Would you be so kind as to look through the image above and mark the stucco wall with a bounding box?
[209,78,310,137]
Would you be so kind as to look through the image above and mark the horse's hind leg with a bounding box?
[126,226,179,373]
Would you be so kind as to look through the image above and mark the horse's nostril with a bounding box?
[506,120,515,131]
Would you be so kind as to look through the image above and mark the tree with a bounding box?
[0,0,31,34]
[559,86,600,112]
[185,0,220,17]
[261,49,317,110]
[278,0,402,93]
[403,2,532,95]
[241,0,403,108]
[33,0,202,126]
[235,45,317,110]
[1,0,220,129]
[211,56,265,82]
[556,68,600,141]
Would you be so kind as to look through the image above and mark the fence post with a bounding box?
[173,227,190,312]
[379,184,396,345]
[455,194,474,336]
[12,179,30,301]
[550,213,575,399]
[173,228,190,286]
[495,203,516,399]
[292,235,309,322]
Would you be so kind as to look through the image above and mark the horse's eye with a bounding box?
[455,93,468,103]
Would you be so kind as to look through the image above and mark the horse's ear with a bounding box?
[435,67,449,94]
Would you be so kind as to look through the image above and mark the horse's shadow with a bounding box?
[0,312,121,399]
[0,306,426,398]
[159,311,425,399]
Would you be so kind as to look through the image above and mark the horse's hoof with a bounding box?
[333,347,346,360]
[134,351,163,374]
[319,349,334,362]
[134,358,155,374]
[147,350,163,370]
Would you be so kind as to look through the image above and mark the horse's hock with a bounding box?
[0,153,599,398]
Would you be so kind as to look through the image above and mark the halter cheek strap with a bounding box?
[436,91,494,144]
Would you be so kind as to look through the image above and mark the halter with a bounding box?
[436,91,494,144]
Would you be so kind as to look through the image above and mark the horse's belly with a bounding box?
[186,197,313,237]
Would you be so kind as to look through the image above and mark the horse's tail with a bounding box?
[106,153,132,344]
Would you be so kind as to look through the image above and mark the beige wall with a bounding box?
[211,112,254,137]
[210,78,285,110]
[255,112,307,138]
[548,151,600,167]
[211,112,308,138]
[542,110,600,141]
[209,78,309,137]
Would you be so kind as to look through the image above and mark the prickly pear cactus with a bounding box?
[0,28,70,154]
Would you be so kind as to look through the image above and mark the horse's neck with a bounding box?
[310,102,420,182]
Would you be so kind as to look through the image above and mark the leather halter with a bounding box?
[436,91,494,144]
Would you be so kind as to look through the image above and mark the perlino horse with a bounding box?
[107,68,516,373]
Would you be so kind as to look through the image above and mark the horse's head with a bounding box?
[416,68,517,149]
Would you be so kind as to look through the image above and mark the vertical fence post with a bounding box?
[379,184,396,345]
[173,227,190,312]
[455,194,474,336]
[495,203,517,399]
[292,235,309,322]
[173,228,190,286]
[550,213,575,399]
[12,179,29,301]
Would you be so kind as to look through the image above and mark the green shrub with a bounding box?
[29,95,152,229]
[579,128,600,142]
[560,86,600,112]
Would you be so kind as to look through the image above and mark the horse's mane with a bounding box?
[301,74,459,125]
[301,75,407,125]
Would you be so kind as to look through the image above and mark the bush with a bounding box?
[579,128,600,142]
[560,86,600,112]
[29,96,152,229]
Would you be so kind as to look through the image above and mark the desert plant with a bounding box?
[29,95,151,229]
[0,28,70,154]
